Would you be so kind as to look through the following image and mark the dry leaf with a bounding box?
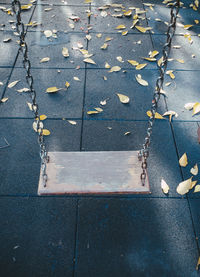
[105,62,111,69]
[42,129,50,136]
[194,185,200,193]
[83,58,96,64]
[165,82,171,87]
[96,33,102,38]
[176,177,192,195]
[190,164,198,175]
[100,99,107,105]
[74,76,80,81]
[122,31,128,36]
[149,50,159,58]
[3,38,11,43]
[40,115,47,120]
[105,37,113,42]
[87,110,99,115]
[147,111,164,119]
[95,107,103,112]
[193,102,200,116]
[8,80,20,88]
[179,153,188,167]
[124,10,132,16]
[191,180,197,189]
[0,82,3,86]
[21,4,32,10]
[62,47,69,57]
[143,57,156,62]
[136,63,147,70]
[65,81,70,88]
[33,121,43,132]
[46,87,61,93]
[161,178,169,194]
[67,120,77,125]
[101,43,108,50]
[109,66,121,72]
[27,102,33,111]
[135,26,152,33]
[124,131,131,136]
[127,60,139,66]
[166,70,175,79]
[157,56,164,67]
[136,74,148,86]
[44,30,52,38]
[184,24,193,29]
[176,59,185,64]
[116,24,126,30]
[40,57,50,63]
[116,56,124,63]
[184,102,195,110]
[162,110,178,121]
[116,93,130,104]
[86,34,92,40]
[1,97,8,103]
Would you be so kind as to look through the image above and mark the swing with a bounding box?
[11,0,180,195]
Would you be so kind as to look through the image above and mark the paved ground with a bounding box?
[0,0,200,276]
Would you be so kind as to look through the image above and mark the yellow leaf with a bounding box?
[143,57,156,62]
[162,110,178,122]
[8,80,20,88]
[176,177,192,195]
[135,74,148,86]
[161,178,169,194]
[83,58,96,64]
[193,102,200,115]
[124,131,131,136]
[166,70,175,79]
[190,180,197,189]
[46,87,61,93]
[96,33,102,38]
[73,76,80,81]
[165,82,171,87]
[105,37,113,42]
[109,66,121,72]
[131,19,139,29]
[116,56,123,63]
[40,57,50,63]
[27,102,33,111]
[124,10,132,16]
[149,50,159,58]
[135,26,152,33]
[116,24,126,30]
[33,121,43,132]
[116,93,130,104]
[67,120,77,125]
[197,256,200,271]
[17,87,29,93]
[40,115,47,121]
[79,49,88,55]
[146,111,164,119]
[62,47,69,57]
[136,63,147,70]
[127,60,139,66]
[21,4,32,10]
[184,102,195,110]
[194,185,200,193]
[44,30,52,38]
[105,62,111,69]
[65,81,70,88]
[42,129,51,136]
[1,97,8,103]
[87,110,99,115]
[101,43,108,50]
[194,19,199,24]
[157,56,164,67]
[184,24,193,29]
[3,38,11,43]
[122,31,128,36]
[176,59,185,64]
[190,164,198,175]
[179,153,188,167]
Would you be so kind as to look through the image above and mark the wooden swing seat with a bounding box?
[38,151,150,195]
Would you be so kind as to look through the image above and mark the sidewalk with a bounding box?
[0,0,200,276]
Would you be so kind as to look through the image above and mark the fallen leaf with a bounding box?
[161,178,169,194]
[166,70,175,79]
[67,120,77,125]
[40,115,47,120]
[46,87,61,93]
[101,43,108,50]
[1,97,8,103]
[124,131,131,136]
[122,31,128,36]
[109,66,121,72]
[65,81,70,88]
[95,107,103,112]
[21,4,32,10]
[173,45,181,49]
[165,82,171,87]
[143,57,156,62]
[149,50,159,58]
[179,153,188,167]
[100,99,107,105]
[105,37,113,42]
[8,80,20,88]
[116,24,126,30]
[87,110,99,115]
[135,26,152,33]
[40,57,50,63]
[194,185,200,193]
[27,102,33,111]
[184,102,195,110]
[100,11,107,17]
[124,10,132,16]
[193,102,200,116]
[79,49,88,55]
[162,110,178,121]
[190,164,198,175]
[3,38,11,43]
[42,129,50,136]
[62,47,69,57]
[116,93,130,104]
[157,56,164,67]
[0,82,3,86]
[176,177,192,195]
[96,33,102,38]
[116,56,124,63]
[17,88,29,93]
[127,60,139,66]
[103,76,107,81]
[33,121,43,132]
[184,24,193,29]
[73,77,80,81]
[176,59,185,64]
[44,30,52,38]
[136,63,147,70]
[136,74,148,86]
[86,34,92,40]
[146,111,164,119]
[105,62,111,69]
[191,180,198,189]
[83,58,96,64]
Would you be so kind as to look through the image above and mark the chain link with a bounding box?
[138,0,180,185]
[12,0,49,187]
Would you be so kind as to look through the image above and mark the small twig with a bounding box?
[0,137,10,149]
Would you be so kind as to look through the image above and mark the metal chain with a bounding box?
[138,0,180,185]
[12,0,49,187]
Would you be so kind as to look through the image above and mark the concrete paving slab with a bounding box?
[87,33,156,69]
[163,70,200,121]
[0,30,20,67]
[172,121,200,198]
[0,197,76,277]
[76,198,198,277]
[89,5,148,34]
[91,0,143,7]
[81,120,182,197]
[38,0,89,5]
[0,67,13,98]
[152,34,200,70]
[15,31,88,69]
[188,199,200,250]
[0,68,85,118]
[84,69,166,120]
[0,119,81,195]
[31,5,89,32]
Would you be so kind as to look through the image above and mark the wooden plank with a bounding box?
[38,151,150,195]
